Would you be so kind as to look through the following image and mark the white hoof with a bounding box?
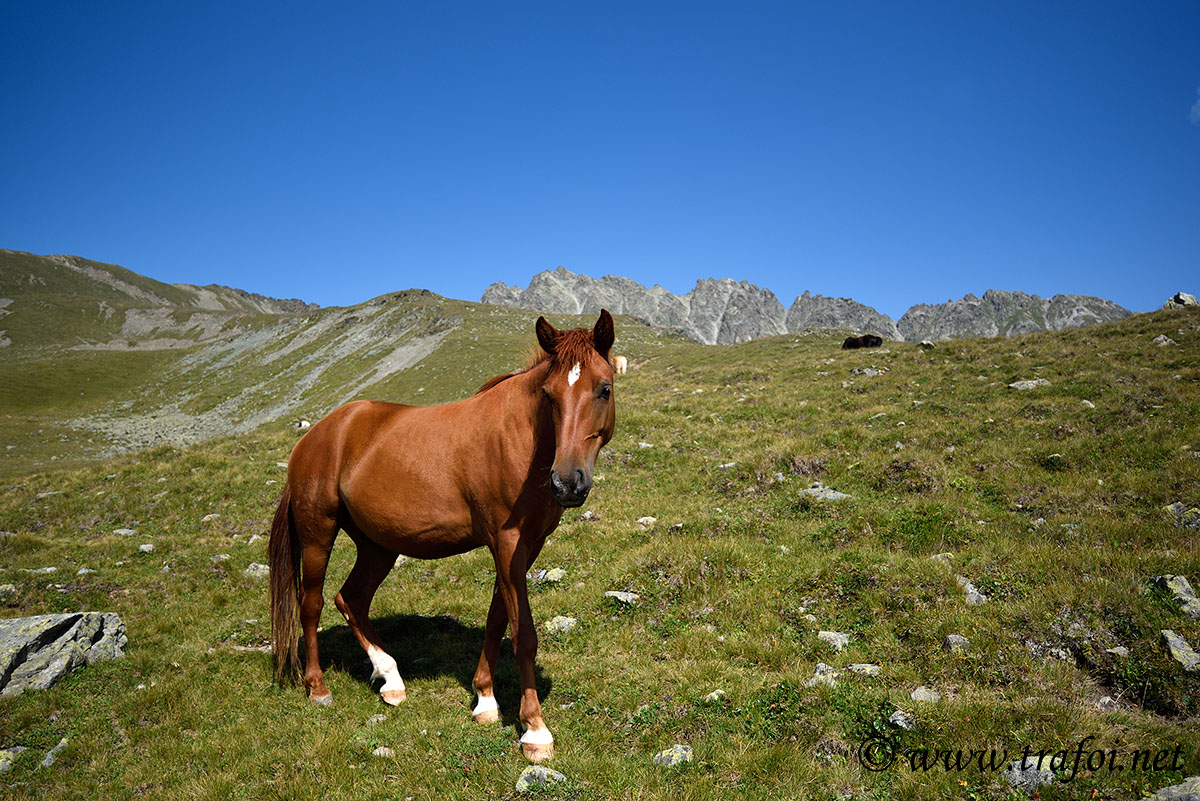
[472,694,500,723]
[520,726,554,761]
[522,740,554,762]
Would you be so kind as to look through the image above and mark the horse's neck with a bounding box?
[497,361,555,468]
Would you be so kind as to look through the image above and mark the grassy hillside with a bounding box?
[1,303,1197,799]
[0,250,313,349]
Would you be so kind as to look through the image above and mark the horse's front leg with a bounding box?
[492,535,552,762]
[470,579,506,724]
[472,536,548,726]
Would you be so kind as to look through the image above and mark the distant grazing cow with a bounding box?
[613,354,628,375]
[842,334,883,350]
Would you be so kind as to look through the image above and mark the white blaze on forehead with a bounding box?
[567,362,581,387]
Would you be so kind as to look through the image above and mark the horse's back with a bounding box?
[288,398,491,556]
[290,400,413,472]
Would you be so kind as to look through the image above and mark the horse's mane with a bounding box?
[475,328,600,395]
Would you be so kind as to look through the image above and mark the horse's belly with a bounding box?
[371,512,482,559]
[346,488,481,558]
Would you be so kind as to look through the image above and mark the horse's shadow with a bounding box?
[309,613,551,727]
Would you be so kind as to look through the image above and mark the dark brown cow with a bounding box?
[842,334,883,349]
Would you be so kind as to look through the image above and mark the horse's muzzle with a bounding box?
[549,469,591,508]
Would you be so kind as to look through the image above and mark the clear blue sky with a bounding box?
[2,2,1198,318]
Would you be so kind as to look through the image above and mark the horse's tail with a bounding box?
[269,484,301,683]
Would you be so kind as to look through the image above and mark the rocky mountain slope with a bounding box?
[0,250,316,350]
[897,289,1133,342]
[0,251,677,476]
[483,266,1133,344]
[787,290,902,341]
[484,267,787,345]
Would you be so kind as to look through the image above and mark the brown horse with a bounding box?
[268,310,616,762]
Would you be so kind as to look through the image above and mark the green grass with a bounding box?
[1,303,1199,799]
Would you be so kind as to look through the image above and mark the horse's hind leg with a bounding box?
[335,530,403,705]
[299,537,336,704]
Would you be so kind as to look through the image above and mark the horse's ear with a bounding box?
[536,316,559,355]
[593,309,614,359]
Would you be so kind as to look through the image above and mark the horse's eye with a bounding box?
[599,385,611,400]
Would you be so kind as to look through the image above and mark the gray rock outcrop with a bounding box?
[1163,292,1198,310]
[0,746,28,773]
[910,686,941,702]
[1153,575,1200,620]
[485,266,785,345]
[652,744,694,766]
[848,663,881,676]
[805,662,841,687]
[1164,502,1200,529]
[39,738,68,768]
[0,612,127,697]
[956,575,988,606]
[483,268,1131,344]
[943,634,970,652]
[1149,775,1200,800]
[898,289,1130,342]
[1162,629,1199,672]
[799,482,852,501]
[516,764,567,792]
[786,291,901,339]
[817,630,849,652]
[1004,755,1058,794]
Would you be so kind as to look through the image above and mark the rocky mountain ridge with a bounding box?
[483,266,1133,344]
[0,250,318,350]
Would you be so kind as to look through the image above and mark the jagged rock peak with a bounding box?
[898,289,1131,342]
[786,290,901,340]
[482,269,1132,345]
[481,267,787,345]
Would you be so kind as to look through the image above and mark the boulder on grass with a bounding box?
[0,613,127,697]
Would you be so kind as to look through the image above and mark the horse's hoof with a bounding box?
[473,708,500,724]
[309,692,333,706]
[381,689,407,706]
[521,741,554,762]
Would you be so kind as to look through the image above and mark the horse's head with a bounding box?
[535,310,617,508]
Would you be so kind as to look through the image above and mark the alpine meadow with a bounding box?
[1,251,1198,800]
